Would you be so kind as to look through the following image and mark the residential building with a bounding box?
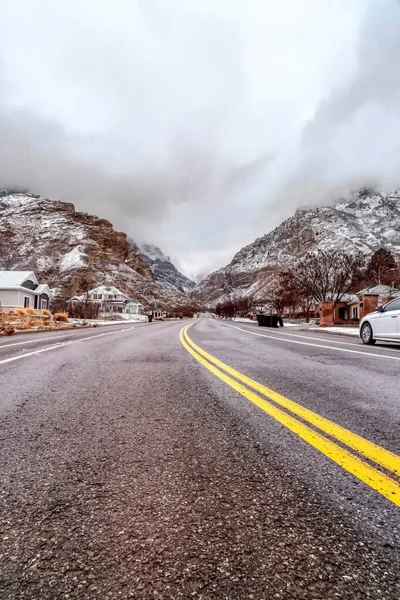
[0,271,51,310]
[319,284,400,326]
[70,285,143,319]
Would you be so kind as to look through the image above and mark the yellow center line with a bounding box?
[183,324,400,476]
[180,324,400,506]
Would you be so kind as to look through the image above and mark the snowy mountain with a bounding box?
[194,188,400,306]
[130,242,196,294]
[0,191,195,309]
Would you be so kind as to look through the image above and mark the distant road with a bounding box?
[1,319,399,599]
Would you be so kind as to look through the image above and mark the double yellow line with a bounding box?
[180,323,400,506]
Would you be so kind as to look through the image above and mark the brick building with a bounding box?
[319,285,400,326]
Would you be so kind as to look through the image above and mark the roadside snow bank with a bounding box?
[319,326,359,336]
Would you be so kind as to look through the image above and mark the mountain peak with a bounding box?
[133,241,195,295]
[139,244,171,263]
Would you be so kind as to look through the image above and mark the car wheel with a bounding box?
[361,322,376,345]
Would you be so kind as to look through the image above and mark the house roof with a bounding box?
[35,284,51,296]
[0,270,38,288]
[356,284,400,297]
[71,285,142,306]
[340,293,358,304]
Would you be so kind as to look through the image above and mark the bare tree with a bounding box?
[260,271,302,317]
[287,249,365,307]
[231,295,255,317]
[215,300,236,319]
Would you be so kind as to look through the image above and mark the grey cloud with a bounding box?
[269,0,400,216]
[1,0,399,275]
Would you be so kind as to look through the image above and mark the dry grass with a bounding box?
[25,307,37,315]
[31,318,44,327]
[42,309,52,317]
[55,312,69,322]
[14,321,31,330]
[0,309,73,335]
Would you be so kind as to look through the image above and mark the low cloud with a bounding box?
[1,0,399,275]
[264,0,400,224]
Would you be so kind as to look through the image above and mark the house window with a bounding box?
[41,299,47,309]
[352,306,358,319]
[98,294,102,300]
[24,297,30,308]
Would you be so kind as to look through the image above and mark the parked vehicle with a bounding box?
[359,298,400,344]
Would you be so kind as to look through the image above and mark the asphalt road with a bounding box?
[1,318,399,599]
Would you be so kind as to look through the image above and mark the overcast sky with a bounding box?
[1,0,400,277]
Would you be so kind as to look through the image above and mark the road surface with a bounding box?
[1,318,399,599]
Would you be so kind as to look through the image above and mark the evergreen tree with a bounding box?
[366,248,397,286]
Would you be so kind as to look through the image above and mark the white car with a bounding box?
[360,298,400,344]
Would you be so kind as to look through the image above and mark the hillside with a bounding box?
[194,189,400,306]
[0,191,194,309]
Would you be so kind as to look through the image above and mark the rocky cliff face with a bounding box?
[0,191,192,309]
[194,189,400,306]
[130,242,196,294]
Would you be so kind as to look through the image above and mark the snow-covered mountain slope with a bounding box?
[194,189,400,306]
[0,191,194,309]
[130,242,196,294]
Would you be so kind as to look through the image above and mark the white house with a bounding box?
[0,271,51,310]
[70,285,144,320]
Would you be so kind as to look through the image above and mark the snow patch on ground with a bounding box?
[232,317,255,323]
[36,255,54,270]
[70,228,86,242]
[319,326,360,336]
[0,193,38,208]
[68,317,147,326]
[60,247,86,272]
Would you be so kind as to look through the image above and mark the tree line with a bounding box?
[215,248,400,320]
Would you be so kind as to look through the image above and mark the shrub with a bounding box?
[55,312,69,322]
[42,309,51,317]
[30,318,43,327]
[4,327,15,335]
[16,308,27,316]
[25,307,36,315]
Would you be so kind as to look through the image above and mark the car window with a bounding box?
[384,299,400,312]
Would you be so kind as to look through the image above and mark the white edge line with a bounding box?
[0,328,126,350]
[0,327,134,367]
[0,335,62,350]
[236,324,400,353]
[265,330,361,347]
[224,323,400,362]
